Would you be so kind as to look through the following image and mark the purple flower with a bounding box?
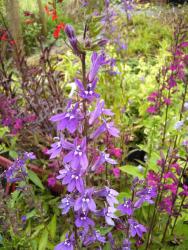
[57,165,84,193]
[55,234,75,250]
[91,121,119,139]
[63,137,88,170]
[89,100,114,125]
[92,151,117,171]
[75,78,100,101]
[21,215,27,222]
[59,195,75,214]
[74,188,96,212]
[88,52,109,82]
[174,120,184,130]
[96,187,119,206]
[47,137,64,159]
[101,207,117,226]
[64,24,81,55]
[5,153,35,183]
[128,219,147,238]
[118,199,133,216]
[122,239,131,250]
[23,152,36,160]
[47,176,56,187]
[50,102,82,133]
[75,212,95,232]
[83,230,106,246]
[134,187,157,208]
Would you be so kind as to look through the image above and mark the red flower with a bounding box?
[1,31,7,41]
[53,23,65,39]
[52,10,58,21]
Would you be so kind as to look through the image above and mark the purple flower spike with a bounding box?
[59,195,75,214]
[63,137,88,170]
[75,78,100,101]
[75,213,95,232]
[88,52,109,82]
[128,219,147,238]
[74,188,96,212]
[118,199,133,216]
[50,102,83,133]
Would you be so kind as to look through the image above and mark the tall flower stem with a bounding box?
[159,161,187,248]
[171,195,186,235]
[145,149,170,250]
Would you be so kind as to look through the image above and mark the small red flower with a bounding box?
[53,23,65,39]
[1,31,7,41]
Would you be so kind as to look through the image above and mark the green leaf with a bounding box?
[9,150,18,159]
[28,170,45,190]
[97,227,113,235]
[38,229,48,250]
[48,215,56,240]
[31,224,45,239]
[26,209,36,219]
[0,126,9,138]
[120,165,144,178]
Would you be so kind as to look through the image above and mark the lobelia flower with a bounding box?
[134,187,157,208]
[62,137,88,170]
[122,239,131,250]
[159,196,173,214]
[55,233,75,250]
[83,230,106,246]
[75,78,100,101]
[64,24,82,55]
[100,206,118,226]
[47,176,56,187]
[147,106,157,114]
[184,102,188,110]
[174,120,184,130]
[47,137,64,159]
[146,171,160,187]
[59,195,75,214]
[5,152,35,183]
[75,212,95,232]
[179,185,188,196]
[96,187,119,206]
[112,167,120,178]
[109,147,122,159]
[89,99,114,125]
[118,199,133,216]
[57,165,85,193]
[50,102,83,133]
[92,151,117,171]
[74,188,96,212]
[91,120,119,139]
[128,219,147,238]
[88,52,109,82]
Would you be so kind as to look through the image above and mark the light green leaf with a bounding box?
[9,150,18,159]
[38,229,48,250]
[48,215,56,240]
[28,170,45,190]
[120,165,144,178]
